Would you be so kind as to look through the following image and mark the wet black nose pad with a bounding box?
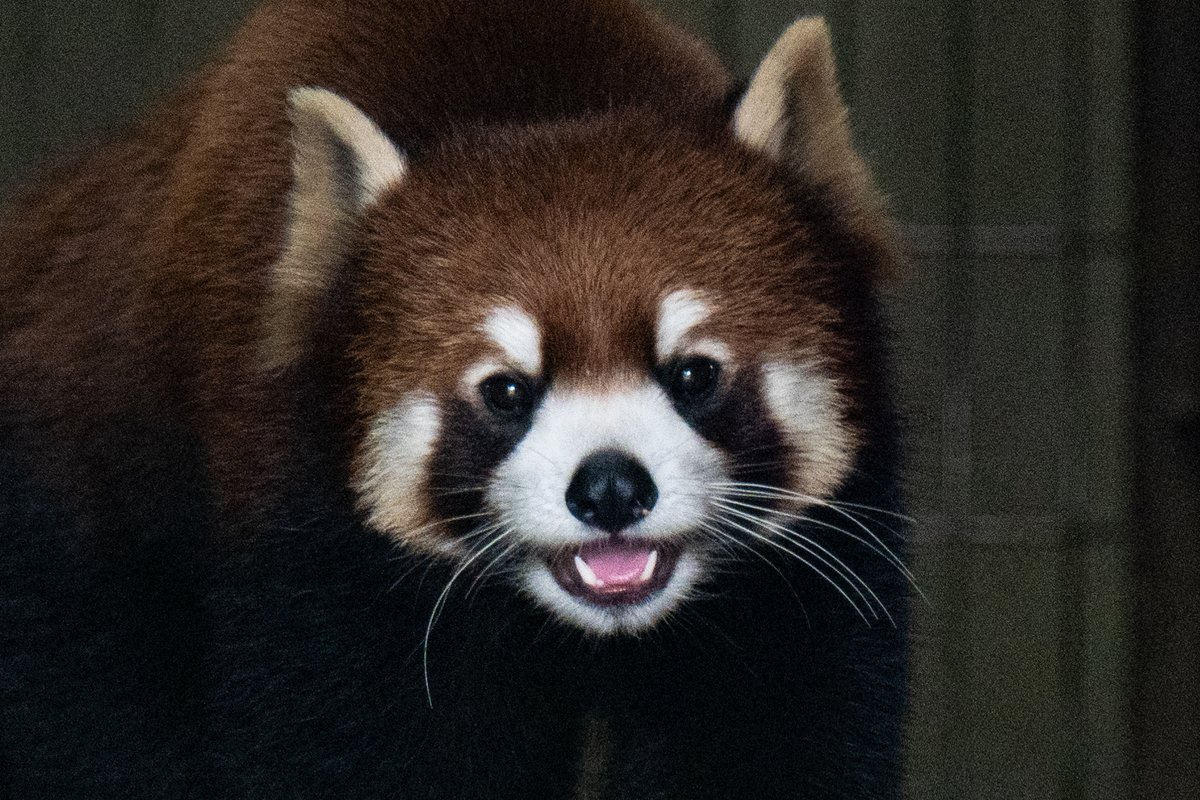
[564,450,659,533]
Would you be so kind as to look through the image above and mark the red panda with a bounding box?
[0,1,909,797]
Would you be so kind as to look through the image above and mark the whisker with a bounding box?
[827,500,916,525]
[427,485,489,498]
[381,511,494,551]
[709,511,871,624]
[696,520,807,610]
[726,460,791,473]
[713,503,891,624]
[710,483,914,562]
[422,528,515,707]
[710,481,917,524]
[695,523,746,563]
[716,496,921,598]
[464,539,521,600]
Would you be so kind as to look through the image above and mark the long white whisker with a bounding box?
[464,539,521,600]
[422,528,514,707]
[385,511,493,548]
[709,483,922,602]
[717,496,922,598]
[709,481,916,523]
[792,505,924,605]
[713,502,890,624]
[825,499,917,525]
[697,520,807,609]
[710,511,871,624]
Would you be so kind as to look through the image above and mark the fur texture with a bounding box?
[0,2,908,797]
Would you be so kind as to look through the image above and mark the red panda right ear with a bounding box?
[261,88,407,372]
[733,18,898,277]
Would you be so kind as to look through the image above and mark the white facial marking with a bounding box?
[655,289,712,361]
[355,392,442,543]
[483,306,542,375]
[685,338,733,364]
[487,382,727,634]
[489,383,725,549]
[761,361,858,499]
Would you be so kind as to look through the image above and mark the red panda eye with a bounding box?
[668,357,720,404]
[479,374,534,416]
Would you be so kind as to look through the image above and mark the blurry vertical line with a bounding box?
[1059,1,1091,798]
[940,0,976,797]
[1132,1,1200,798]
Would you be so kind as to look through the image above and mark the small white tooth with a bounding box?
[639,550,659,583]
[574,554,603,588]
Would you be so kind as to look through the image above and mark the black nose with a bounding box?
[565,450,659,533]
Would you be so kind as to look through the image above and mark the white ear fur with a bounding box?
[734,18,892,259]
[262,88,407,371]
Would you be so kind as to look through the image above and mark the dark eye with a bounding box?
[479,374,535,417]
[667,357,721,404]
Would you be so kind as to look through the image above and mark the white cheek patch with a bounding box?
[354,392,442,544]
[655,289,711,361]
[486,383,728,550]
[483,306,542,375]
[761,361,859,500]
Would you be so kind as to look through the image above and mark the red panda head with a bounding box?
[264,20,897,634]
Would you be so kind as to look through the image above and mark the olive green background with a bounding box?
[0,2,1138,798]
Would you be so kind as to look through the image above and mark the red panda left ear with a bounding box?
[733,18,898,276]
[261,88,407,372]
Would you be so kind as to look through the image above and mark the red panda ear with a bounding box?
[733,18,896,274]
[261,88,407,372]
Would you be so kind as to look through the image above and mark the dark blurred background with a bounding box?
[2,2,1196,798]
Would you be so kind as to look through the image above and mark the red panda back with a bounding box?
[0,0,733,524]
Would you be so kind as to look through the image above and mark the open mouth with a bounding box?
[548,540,681,606]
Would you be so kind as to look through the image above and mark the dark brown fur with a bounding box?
[0,0,733,529]
[355,116,850,405]
[1,3,907,797]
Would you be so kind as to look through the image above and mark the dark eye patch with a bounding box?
[676,368,792,490]
[424,396,538,531]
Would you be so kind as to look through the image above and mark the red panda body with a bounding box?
[0,2,908,797]
[0,0,731,528]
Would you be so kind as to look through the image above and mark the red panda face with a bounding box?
[268,21,894,635]
[345,117,866,634]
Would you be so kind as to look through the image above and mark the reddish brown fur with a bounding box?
[0,0,738,530]
[1,1,892,549]
[0,6,909,793]
[347,111,873,551]
[354,115,845,405]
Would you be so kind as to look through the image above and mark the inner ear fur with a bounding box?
[734,18,897,273]
[261,88,407,372]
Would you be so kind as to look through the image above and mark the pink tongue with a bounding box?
[580,545,654,586]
